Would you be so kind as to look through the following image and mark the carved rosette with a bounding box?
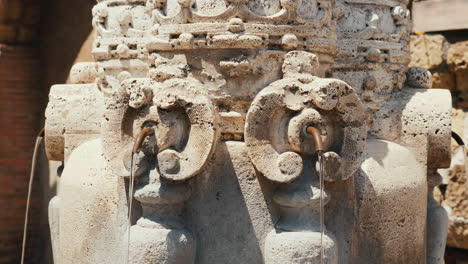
[245,51,367,263]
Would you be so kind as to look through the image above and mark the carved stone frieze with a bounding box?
[332,0,411,116]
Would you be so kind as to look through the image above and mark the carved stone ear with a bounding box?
[245,75,367,183]
[245,88,304,183]
[315,79,368,181]
[153,78,219,181]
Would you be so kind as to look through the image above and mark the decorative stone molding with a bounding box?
[120,75,219,263]
[245,51,367,183]
[44,0,453,263]
[245,51,367,263]
[332,0,411,115]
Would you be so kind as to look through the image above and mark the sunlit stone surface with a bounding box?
[45,0,451,263]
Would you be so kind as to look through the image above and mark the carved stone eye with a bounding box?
[281,34,299,50]
[116,44,131,58]
[366,48,382,62]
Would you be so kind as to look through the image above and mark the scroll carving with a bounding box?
[122,77,219,263]
[245,51,367,183]
[245,51,367,263]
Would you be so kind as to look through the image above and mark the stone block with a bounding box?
[448,41,468,92]
[432,71,456,91]
[410,34,449,70]
[438,109,468,250]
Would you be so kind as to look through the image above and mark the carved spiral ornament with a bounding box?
[123,77,220,181]
[153,79,220,181]
[245,53,368,183]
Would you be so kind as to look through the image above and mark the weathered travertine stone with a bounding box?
[409,34,456,91]
[448,41,468,92]
[432,71,455,91]
[45,0,452,263]
[410,34,449,71]
[355,139,427,263]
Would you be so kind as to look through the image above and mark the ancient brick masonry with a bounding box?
[0,0,43,263]
[0,45,42,264]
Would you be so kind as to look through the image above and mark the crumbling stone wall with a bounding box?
[410,34,468,100]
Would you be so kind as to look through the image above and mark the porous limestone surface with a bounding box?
[355,139,427,263]
[410,34,449,71]
[448,41,468,92]
[186,141,277,264]
[55,139,127,264]
[44,0,453,263]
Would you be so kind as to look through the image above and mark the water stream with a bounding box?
[127,153,136,264]
[317,151,325,264]
[21,131,44,264]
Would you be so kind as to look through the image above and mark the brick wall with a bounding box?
[0,0,43,262]
[0,44,43,264]
[0,0,40,44]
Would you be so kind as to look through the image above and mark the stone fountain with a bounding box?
[44,0,452,263]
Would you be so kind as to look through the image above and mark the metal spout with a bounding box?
[306,126,324,152]
[132,127,154,154]
[37,127,45,138]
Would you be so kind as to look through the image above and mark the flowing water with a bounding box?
[127,153,136,264]
[21,132,44,264]
[317,151,325,264]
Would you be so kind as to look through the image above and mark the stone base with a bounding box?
[129,225,195,264]
[264,230,338,264]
